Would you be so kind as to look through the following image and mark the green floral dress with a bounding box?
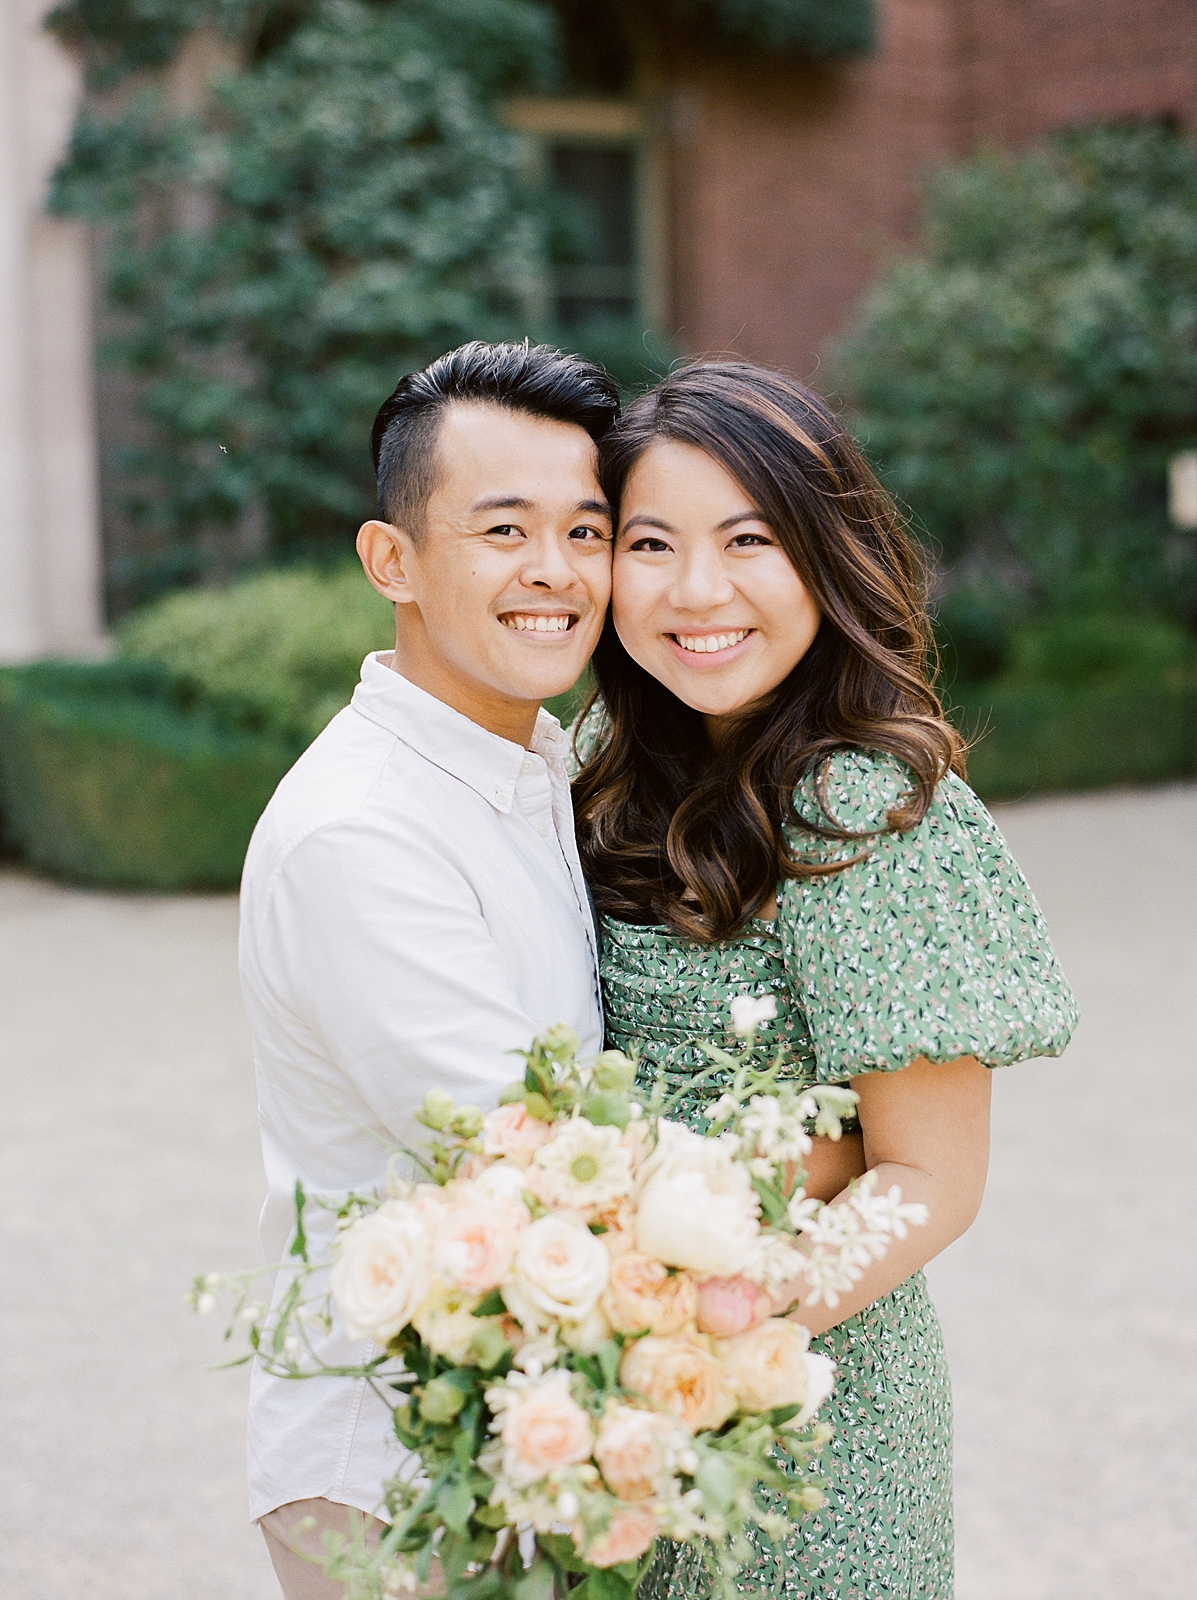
[581,738,1079,1600]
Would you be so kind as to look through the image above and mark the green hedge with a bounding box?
[952,674,1197,801]
[0,662,298,890]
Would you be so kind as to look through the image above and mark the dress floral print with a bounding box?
[577,721,1078,1599]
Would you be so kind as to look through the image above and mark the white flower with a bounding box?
[505,1215,610,1331]
[634,1121,760,1277]
[528,1119,634,1213]
[411,1284,485,1363]
[788,1352,836,1430]
[743,1230,809,1290]
[729,993,778,1037]
[469,1160,531,1206]
[330,1199,433,1344]
[790,1174,929,1307]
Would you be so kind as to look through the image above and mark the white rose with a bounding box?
[789,1352,836,1430]
[470,1160,532,1207]
[330,1199,433,1344]
[505,1216,610,1331]
[635,1121,760,1277]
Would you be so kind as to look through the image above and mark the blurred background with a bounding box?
[1,4,1195,1599]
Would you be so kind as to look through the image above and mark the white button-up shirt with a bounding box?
[239,652,601,1522]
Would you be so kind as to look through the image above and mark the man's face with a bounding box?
[371,403,612,728]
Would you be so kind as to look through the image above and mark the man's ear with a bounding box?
[356,519,420,606]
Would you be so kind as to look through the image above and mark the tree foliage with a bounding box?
[52,0,556,585]
[837,124,1197,639]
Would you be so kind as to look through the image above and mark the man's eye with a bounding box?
[488,524,521,537]
[628,536,670,553]
[567,524,608,541]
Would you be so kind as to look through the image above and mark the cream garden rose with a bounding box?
[594,1404,686,1501]
[434,1196,528,1296]
[619,1333,737,1434]
[495,1371,594,1486]
[482,1103,554,1167]
[635,1122,760,1277]
[578,1504,659,1567]
[330,1200,433,1344]
[504,1215,610,1330]
[602,1252,698,1337]
[718,1318,817,1412]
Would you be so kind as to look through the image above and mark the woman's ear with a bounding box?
[356,519,419,607]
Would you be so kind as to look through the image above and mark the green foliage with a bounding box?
[116,564,394,740]
[51,0,557,581]
[838,124,1197,625]
[664,0,874,57]
[0,660,296,888]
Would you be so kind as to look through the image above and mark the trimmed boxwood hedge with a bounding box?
[0,661,299,890]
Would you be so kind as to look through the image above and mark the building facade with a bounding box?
[2,0,1193,657]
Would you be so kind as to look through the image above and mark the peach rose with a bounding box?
[434,1197,527,1296]
[482,1103,554,1168]
[593,1199,638,1260]
[594,1405,683,1501]
[499,1371,594,1486]
[577,1505,659,1568]
[603,1253,698,1337]
[717,1317,813,1412]
[694,1275,774,1338]
[619,1333,737,1434]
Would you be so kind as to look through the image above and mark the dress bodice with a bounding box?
[600,913,819,1129]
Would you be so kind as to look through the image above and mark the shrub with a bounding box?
[0,661,298,889]
[838,123,1197,626]
[116,565,395,742]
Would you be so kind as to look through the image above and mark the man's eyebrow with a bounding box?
[469,495,533,514]
[576,499,612,518]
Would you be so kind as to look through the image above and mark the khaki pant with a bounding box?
[260,1498,386,1600]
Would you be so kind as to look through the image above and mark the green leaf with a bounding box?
[472,1288,506,1317]
[581,1091,630,1130]
[437,1478,475,1536]
[288,1180,307,1260]
[513,1556,556,1600]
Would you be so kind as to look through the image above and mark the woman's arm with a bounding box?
[780,1054,992,1337]
[801,1130,867,1201]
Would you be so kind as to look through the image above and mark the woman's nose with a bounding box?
[670,550,735,611]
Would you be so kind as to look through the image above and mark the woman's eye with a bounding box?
[729,532,772,548]
[627,536,671,553]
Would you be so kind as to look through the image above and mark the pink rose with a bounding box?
[499,1371,594,1485]
[482,1103,554,1168]
[594,1405,684,1501]
[434,1198,527,1296]
[694,1275,774,1338]
[603,1253,698,1337]
[577,1505,659,1567]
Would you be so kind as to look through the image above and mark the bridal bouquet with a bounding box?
[195,1005,926,1600]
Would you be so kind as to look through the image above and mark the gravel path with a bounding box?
[1,782,1193,1600]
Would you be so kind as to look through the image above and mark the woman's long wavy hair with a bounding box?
[572,361,965,942]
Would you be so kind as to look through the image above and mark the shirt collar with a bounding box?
[349,653,567,813]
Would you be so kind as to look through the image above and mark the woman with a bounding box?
[571,363,1078,1598]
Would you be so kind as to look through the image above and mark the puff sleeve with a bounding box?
[778,749,1079,1080]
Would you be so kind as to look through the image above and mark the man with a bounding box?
[238,341,620,1598]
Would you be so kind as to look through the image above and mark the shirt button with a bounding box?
[521,757,535,774]
[538,821,549,837]
[495,791,508,805]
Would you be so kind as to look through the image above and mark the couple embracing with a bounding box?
[240,342,1077,1600]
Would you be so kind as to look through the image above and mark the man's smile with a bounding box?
[499,612,579,634]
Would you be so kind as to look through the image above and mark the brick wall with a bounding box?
[664,0,1197,375]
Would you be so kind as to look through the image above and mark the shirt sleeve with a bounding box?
[777,749,1080,1079]
[248,812,543,1150]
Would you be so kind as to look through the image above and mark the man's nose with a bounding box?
[521,531,578,591]
[670,548,735,611]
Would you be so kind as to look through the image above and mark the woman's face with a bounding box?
[612,439,822,733]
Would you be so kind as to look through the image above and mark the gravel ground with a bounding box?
[1,782,1194,1600]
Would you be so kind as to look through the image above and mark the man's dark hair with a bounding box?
[370,341,621,538]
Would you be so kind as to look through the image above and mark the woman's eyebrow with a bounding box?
[716,510,769,530]
[620,512,673,532]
